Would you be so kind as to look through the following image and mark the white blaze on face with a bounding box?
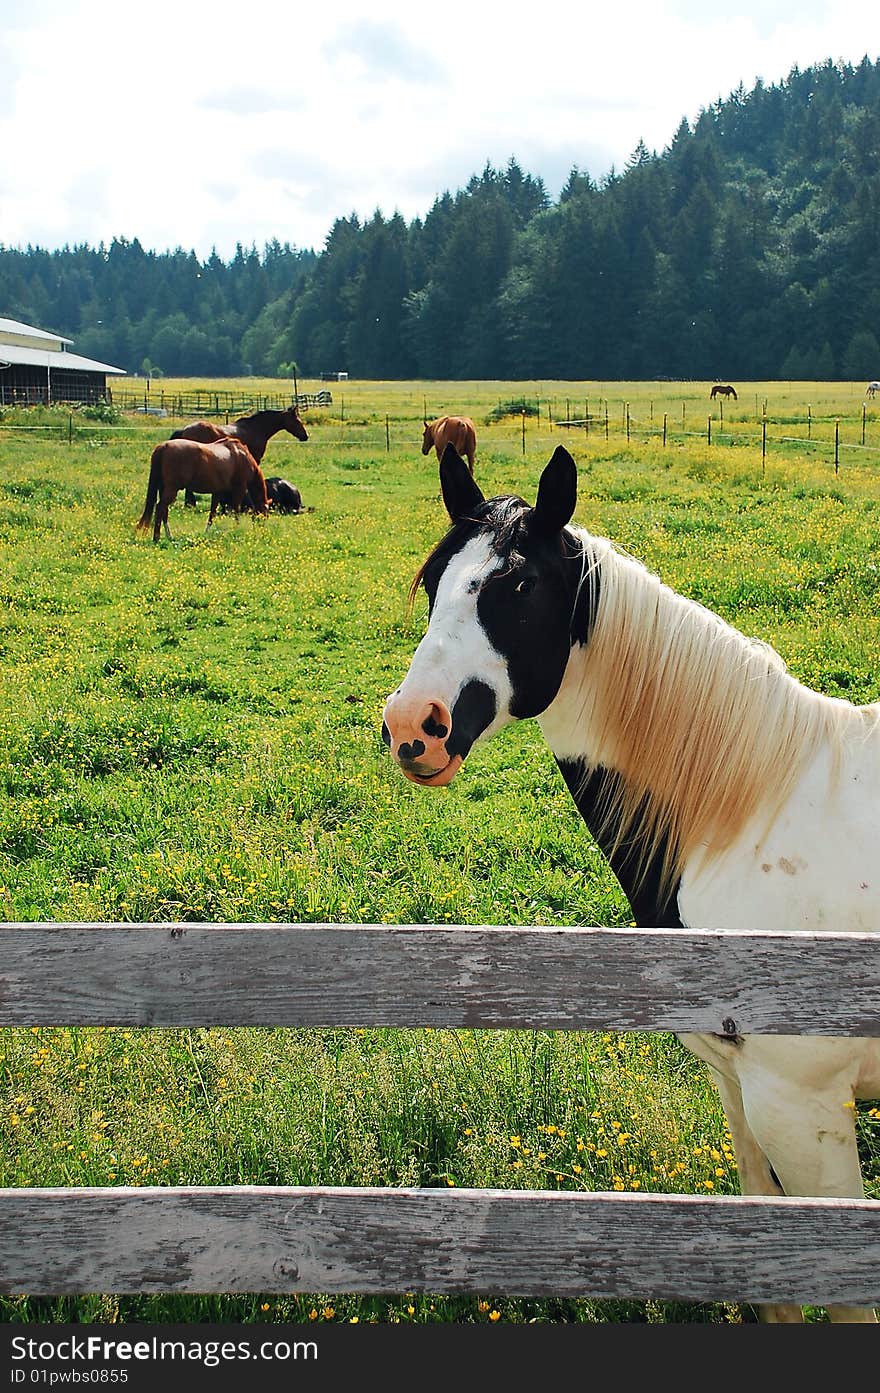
[385,535,516,761]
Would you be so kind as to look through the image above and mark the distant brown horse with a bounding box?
[137,437,269,544]
[172,406,308,507]
[421,415,477,475]
[710,383,737,400]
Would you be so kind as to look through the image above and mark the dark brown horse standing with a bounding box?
[710,383,738,400]
[137,437,268,544]
[171,406,308,507]
[421,415,477,475]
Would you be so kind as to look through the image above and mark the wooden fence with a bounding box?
[1,922,878,1306]
[110,389,332,417]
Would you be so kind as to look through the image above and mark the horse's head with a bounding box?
[421,421,434,455]
[284,408,309,442]
[382,443,592,787]
[244,457,269,516]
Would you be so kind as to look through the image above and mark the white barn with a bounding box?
[0,317,126,406]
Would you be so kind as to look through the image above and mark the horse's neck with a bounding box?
[540,537,852,896]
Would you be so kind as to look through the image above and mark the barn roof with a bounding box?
[0,343,125,375]
[0,316,74,346]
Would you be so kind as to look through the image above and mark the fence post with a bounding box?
[585,399,589,438]
[663,412,667,447]
[521,410,526,455]
[68,414,72,446]
[762,418,766,479]
[708,416,712,446]
[862,403,866,446]
[808,404,812,440]
[625,403,630,442]
[604,403,609,440]
[835,419,839,475]
[386,415,390,452]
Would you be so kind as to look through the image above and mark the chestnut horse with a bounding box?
[137,437,268,544]
[421,415,476,475]
[710,383,737,400]
[171,406,308,507]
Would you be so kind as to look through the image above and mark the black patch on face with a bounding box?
[475,515,599,719]
[556,758,683,929]
[448,679,497,760]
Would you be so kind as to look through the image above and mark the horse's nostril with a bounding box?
[399,739,426,762]
[381,722,391,748]
[423,714,448,739]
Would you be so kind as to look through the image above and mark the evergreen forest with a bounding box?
[2,57,880,382]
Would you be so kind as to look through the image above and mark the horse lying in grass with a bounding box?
[137,437,268,543]
[382,441,879,1324]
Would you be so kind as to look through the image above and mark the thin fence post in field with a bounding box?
[663,412,667,447]
[548,402,553,432]
[808,404,812,439]
[862,403,866,446]
[720,398,724,428]
[68,414,72,446]
[682,401,686,430]
[708,415,712,446]
[566,398,571,423]
[625,402,630,442]
[835,419,840,475]
[650,400,654,423]
[585,400,589,438]
[521,410,526,455]
[386,415,390,451]
[762,418,767,479]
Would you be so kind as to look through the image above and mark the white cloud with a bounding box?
[0,0,875,257]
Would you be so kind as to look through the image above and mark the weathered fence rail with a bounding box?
[1,922,878,1305]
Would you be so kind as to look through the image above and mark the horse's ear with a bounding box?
[440,442,484,521]
[533,446,577,534]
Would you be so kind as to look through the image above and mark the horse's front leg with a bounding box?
[708,1067,805,1323]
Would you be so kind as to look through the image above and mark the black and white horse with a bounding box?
[382,442,880,1324]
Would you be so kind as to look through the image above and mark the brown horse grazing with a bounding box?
[710,383,738,400]
[172,406,308,507]
[137,437,269,544]
[421,416,477,475]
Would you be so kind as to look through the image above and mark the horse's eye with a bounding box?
[514,576,536,596]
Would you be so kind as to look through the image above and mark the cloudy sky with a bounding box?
[0,0,875,260]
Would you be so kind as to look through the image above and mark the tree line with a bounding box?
[2,56,880,383]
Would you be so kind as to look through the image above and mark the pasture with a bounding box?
[0,378,879,1325]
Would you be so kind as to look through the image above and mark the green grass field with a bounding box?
[1,379,878,1324]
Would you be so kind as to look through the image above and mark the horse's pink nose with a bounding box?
[382,695,461,786]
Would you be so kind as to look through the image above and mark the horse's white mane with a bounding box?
[566,531,875,897]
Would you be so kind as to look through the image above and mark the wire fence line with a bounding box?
[2,402,879,472]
